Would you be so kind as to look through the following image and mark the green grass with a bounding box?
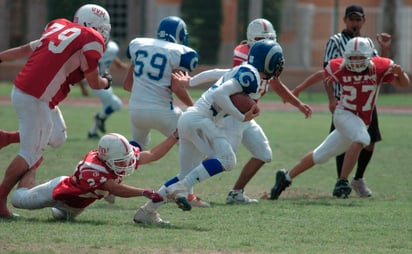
[0,85,411,253]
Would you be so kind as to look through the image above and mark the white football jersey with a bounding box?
[98,40,120,75]
[126,38,198,109]
[194,63,261,122]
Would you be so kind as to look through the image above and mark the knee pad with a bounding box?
[213,138,236,171]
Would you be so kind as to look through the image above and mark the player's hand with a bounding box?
[143,189,164,203]
[299,103,312,118]
[171,70,190,88]
[243,104,260,122]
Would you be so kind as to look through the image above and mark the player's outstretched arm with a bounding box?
[270,78,312,118]
[139,132,179,165]
[292,69,324,97]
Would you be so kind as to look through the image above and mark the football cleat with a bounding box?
[166,181,191,211]
[87,131,99,139]
[94,113,106,133]
[188,194,211,208]
[226,189,258,204]
[133,208,169,225]
[333,179,352,198]
[270,169,291,200]
[350,178,372,198]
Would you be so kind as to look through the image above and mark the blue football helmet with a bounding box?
[247,39,284,79]
[157,16,189,45]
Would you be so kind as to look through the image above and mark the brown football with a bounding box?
[230,93,258,114]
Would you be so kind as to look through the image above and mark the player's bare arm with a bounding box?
[0,43,33,62]
[123,64,134,92]
[270,78,312,118]
[171,70,194,106]
[139,134,179,165]
[85,69,111,90]
[323,78,338,113]
[100,180,163,202]
[292,69,324,97]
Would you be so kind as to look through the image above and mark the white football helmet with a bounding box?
[73,4,111,43]
[343,37,373,73]
[97,133,136,176]
[247,18,277,45]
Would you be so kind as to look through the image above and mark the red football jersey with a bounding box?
[325,57,395,125]
[52,146,141,208]
[233,43,250,67]
[14,18,105,109]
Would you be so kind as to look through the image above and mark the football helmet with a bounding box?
[97,133,136,176]
[343,37,373,73]
[247,39,284,79]
[73,4,111,43]
[247,18,277,45]
[157,16,189,45]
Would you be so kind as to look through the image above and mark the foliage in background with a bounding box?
[46,0,102,21]
[181,0,222,64]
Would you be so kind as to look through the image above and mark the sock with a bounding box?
[8,131,20,143]
[336,153,345,177]
[354,149,373,179]
[181,159,223,187]
[104,106,114,116]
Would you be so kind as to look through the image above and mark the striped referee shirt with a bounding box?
[323,30,378,99]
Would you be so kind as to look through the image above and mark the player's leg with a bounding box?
[89,88,123,138]
[333,109,371,198]
[351,107,380,197]
[0,88,52,217]
[11,176,66,209]
[227,120,271,204]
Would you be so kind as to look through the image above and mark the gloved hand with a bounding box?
[143,189,164,203]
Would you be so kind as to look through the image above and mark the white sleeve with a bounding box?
[212,80,245,122]
[189,68,228,87]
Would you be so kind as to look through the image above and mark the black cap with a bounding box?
[345,5,365,17]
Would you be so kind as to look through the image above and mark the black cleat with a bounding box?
[87,132,100,139]
[175,197,192,211]
[333,179,352,199]
[94,114,106,133]
[270,169,291,200]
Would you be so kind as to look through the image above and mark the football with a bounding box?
[230,93,258,114]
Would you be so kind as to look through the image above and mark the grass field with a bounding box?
[0,85,411,253]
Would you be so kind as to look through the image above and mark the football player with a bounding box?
[123,16,209,208]
[179,18,312,204]
[0,4,112,218]
[11,132,179,221]
[270,37,409,199]
[134,39,283,224]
